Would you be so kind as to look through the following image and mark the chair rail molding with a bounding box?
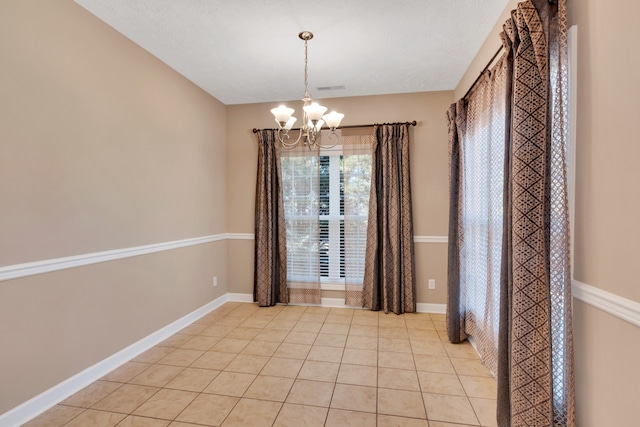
[223,233,449,243]
[0,232,447,283]
[413,235,448,244]
[572,280,640,328]
[0,234,229,282]
[225,233,255,240]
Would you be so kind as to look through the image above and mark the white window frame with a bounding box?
[319,145,346,290]
[318,146,345,287]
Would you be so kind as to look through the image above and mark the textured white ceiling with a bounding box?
[73,0,509,105]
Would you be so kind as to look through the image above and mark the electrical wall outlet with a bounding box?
[428,279,436,290]
[213,276,218,287]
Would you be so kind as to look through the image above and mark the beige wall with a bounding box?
[568,0,640,302]
[227,91,454,304]
[454,0,519,100]
[572,300,639,427]
[457,1,640,425]
[0,0,228,412]
[569,1,640,425]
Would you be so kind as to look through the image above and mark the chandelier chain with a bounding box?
[303,38,310,99]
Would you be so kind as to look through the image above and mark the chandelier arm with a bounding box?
[277,127,304,149]
[315,130,340,149]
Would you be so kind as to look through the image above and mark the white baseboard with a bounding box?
[226,293,254,303]
[467,336,481,356]
[572,280,640,328]
[225,293,447,313]
[416,303,447,314]
[0,294,230,427]
[321,298,347,307]
[225,294,349,308]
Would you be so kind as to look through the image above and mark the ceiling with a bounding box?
[73,0,509,105]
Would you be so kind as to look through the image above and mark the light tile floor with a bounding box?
[25,303,497,427]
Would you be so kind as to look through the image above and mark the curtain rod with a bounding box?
[462,0,556,100]
[252,121,416,134]
[462,45,504,100]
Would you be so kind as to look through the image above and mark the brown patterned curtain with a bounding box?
[362,123,416,314]
[447,0,575,425]
[342,129,376,307]
[446,102,464,343]
[279,141,322,305]
[498,1,574,425]
[254,130,288,306]
[446,53,508,375]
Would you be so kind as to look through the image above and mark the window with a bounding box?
[460,109,505,339]
[318,152,344,281]
[281,140,371,289]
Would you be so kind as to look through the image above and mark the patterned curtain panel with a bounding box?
[498,1,575,425]
[342,130,375,307]
[280,142,322,304]
[363,123,416,314]
[447,0,575,425]
[446,102,465,343]
[446,56,508,377]
[254,130,288,306]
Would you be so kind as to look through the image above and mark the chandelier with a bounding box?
[271,31,344,149]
